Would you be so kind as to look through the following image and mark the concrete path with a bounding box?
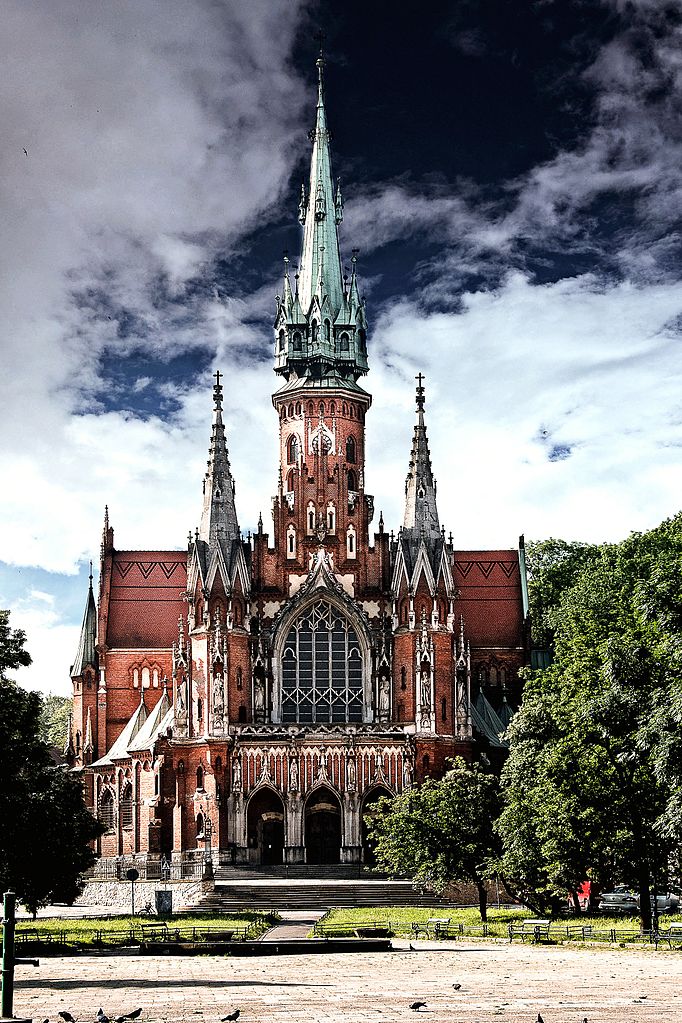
[259,910,324,941]
[13,940,682,1023]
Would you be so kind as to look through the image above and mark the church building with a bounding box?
[66,57,529,871]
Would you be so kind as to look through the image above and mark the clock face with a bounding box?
[312,430,332,454]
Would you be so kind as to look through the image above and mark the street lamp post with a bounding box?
[204,817,213,874]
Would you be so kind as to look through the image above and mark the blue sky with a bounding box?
[2,0,682,694]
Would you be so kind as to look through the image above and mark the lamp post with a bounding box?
[204,816,213,873]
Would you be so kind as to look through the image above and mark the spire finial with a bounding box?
[416,372,425,412]
[88,560,93,585]
[213,370,223,411]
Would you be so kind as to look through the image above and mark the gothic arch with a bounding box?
[304,785,342,864]
[361,785,393,865]
[270,588,373,725]
[246,785,285,865]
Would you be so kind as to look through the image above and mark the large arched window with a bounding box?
[120,783,133,829]
[281,600,363,724]
[98,788,115,832]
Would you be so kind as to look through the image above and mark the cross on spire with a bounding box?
[213,370,223,411]
[416,372,425,411]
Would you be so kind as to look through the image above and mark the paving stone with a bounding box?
[13,942,682,1023]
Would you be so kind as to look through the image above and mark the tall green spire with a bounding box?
[274,54,369,386]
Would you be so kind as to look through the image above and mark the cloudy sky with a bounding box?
[2,0,681,695]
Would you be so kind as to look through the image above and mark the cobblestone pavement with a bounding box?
[13,941,682,1023]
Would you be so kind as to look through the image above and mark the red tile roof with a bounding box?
[106,551,187,648]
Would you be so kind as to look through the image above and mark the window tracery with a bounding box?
[281,600,363,724]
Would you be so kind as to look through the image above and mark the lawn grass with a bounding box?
[313,905,682,940]
[10,911,277,947]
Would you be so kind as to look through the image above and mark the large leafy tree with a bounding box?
[0,610,103,915]
[366,758,501,920]
[498,514,682,928]
[39,693,72,749]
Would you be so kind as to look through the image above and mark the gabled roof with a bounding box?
[128,689,173,753]
[471,690,508,749]
[105,550,186,648]
[91,698,148,767]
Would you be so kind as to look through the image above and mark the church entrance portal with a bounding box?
[246,789,285,865]
[361,786,392,866]
[304,787,341,864]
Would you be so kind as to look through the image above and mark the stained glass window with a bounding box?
[281,599,363,723]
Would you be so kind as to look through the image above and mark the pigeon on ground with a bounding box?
[537,1015,545,1023]
[97,1009,111,1023]
[59,1012,76,1023]
[116,1011,142,1023]
[221,1011,240,1022]
[452,983,461,990]
[409,1002,427,1011]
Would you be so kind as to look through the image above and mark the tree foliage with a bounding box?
[39,694,72,749]
[366,758,501,920]
[498,514,682,927]
[0,610,103,915]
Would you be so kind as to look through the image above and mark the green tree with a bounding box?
[524,537,598,650]
[0,610,103,915]
[498,514,682,928]
[39,693,72,749]
[366,758,501,920]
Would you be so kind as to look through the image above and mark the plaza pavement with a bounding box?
[13,938,682,1023]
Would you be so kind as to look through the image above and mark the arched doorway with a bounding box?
[361,787,393,866]
[304,787,342,864]
[246,788,285,865]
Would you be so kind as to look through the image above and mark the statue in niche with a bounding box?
[289,758,299,791]
[378,676,390,720]
[231,755,242,791]
[456,659,468,719]
[346,756,356,791]
[420,661,431,710]
[402,757,413,790]
[212,673,224,715]
[254,675,265,715]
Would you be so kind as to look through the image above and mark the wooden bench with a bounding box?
[140,922,180,943]
[16,928,53,944]
[655,923,682,949]
[411,917,451,939]
[508,919,551,943]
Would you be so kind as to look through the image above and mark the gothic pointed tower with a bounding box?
[185,372,251,739]
[68,565,98,768]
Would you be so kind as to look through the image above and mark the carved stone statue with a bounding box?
[346,755,356,791]
[232,755,242,791]
[456,659,468,718]
[378,676,390,720]
[289,757,299,791]
[212,673,224,715]
[254,676,265,714]
[419,662,431,710]
[402,757,413,790]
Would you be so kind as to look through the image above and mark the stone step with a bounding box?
[182,879,446,913]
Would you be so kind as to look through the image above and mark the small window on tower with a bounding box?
[327,503,335,531]
[293,331,302,351]
[287,435,300,463]
[347,525,356,559]
[324,319,331,342]
[347,469,357,492]
[286,469,295,492]
[339,332,350,352]
[346,436,356,463]
[287,525,296,559]
[307,502,316,533]
[278,329,285,351]
[196,765,204,791]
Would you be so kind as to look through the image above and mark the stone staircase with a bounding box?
[184,864,448,912]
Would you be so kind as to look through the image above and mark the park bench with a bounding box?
[411,917,451,939]
[139,922,180,943]
[15,928,63,945]
[508,919,551,943]
[654,923,682,949]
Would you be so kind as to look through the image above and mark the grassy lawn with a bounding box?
[313,906,682,940]
[11,911,277,947]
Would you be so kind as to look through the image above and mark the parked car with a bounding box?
[598,886,680,914]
